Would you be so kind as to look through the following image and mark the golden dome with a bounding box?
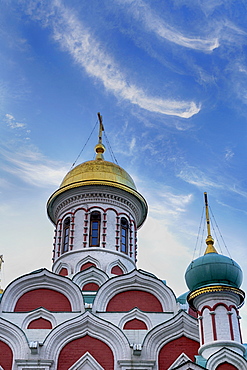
[47,117,147,227]
[60,158,137,192]
[47,143,147,227]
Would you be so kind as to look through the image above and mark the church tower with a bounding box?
[185,193,245,365]
[47,115,147,278]
[0,120,246,370]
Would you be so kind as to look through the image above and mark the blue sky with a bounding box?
[0,0,247,339]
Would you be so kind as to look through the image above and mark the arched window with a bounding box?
[90,212,101,247]
[120,217,128,254]
[62,217,70,253]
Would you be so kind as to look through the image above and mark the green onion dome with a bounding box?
[185,253,243,292]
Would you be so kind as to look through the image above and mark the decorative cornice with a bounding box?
[55,191,139,221]
[0,269,85,313]
[92,269,177,314]
[187,285,245,308]
[43,311,130,362]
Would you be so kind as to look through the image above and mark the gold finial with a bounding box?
[0,255,4,294]
[94,112,106,160]
[204,193,218,255]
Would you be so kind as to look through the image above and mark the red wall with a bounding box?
[111,266,123,275]
[57,335,114,370]
[14,288,72,312]
[106,290,163,312]
[123,318,147,329]
[27,317,52,329]
[59,268,68,276]
[0,341,13,370]
[158,336,199,369]
[216,363,238,370]
[80,262,96,271]
[82,283,99,291]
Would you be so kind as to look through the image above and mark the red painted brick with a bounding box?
[123,318,147,329]
[27,317,52,329]
[106,290,163,312]
[59,268,68,276]
[14,288,72,312]
[82,283,99,291]
[158,336,199,369]
[216,363,238,370]
[80,262,96,271]
[57,335,114,370]
[111,266,123,275]
[0,340,13,370]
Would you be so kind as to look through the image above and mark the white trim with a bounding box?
[206,347,247,369]
[72,267,108,289]
[118,360,155,370]
[0,269,84,313]
[68,352,104,370]
[75,255,101,273]
[21,308,57,329]
[0,317,28,359]
[199,340,246,359]
[118,308,152,330]
[15,359,53,370]
[92,270,177,313]
[167,353,191,369]
[53,262,72,275]
[142,311,199,358]
[43,311,130,366]
[107,259,129,276]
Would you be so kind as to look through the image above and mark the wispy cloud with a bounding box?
[114,0,219,52]
[21,0,200,118]
[4,114,26,129]
[177,164,247,199]
[177,165,224,189]
[135,174,193,220]
[224,148,234,161]
[1,147,68,187]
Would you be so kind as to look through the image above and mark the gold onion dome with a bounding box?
[47,120,147,227]
[60,143,137,192]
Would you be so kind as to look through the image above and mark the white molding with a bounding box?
[167,353,191,369]
[142,311,199,358]
[0,317,28,358]
[75,255,101,273]
[206,347,247,369]
[0,269,84,313]
[50,185,146,228]
[15,359,53,370]
[107,259,129,276]
[118,360,155,370]
[68,352,104,370]
[21,308,57,329]
[43,311,130,364]
[72,267,108,289]
[92,269,177,313]
[53,261,72,275]
[118,308,152,330]
[199,340,246,359]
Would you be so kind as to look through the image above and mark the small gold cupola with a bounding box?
[94,112,106,160]
[204,192,218,255]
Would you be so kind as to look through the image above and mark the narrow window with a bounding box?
[121,217,128,254]
[90,211,101,247]
[62,217,70,253]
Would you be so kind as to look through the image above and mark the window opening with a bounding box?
[62,217,70,253]
[90,212,101,247]
[121,217,128,253]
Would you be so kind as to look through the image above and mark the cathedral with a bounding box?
[0,118,246,369]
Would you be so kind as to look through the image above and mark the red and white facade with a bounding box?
[0,150,246,369]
